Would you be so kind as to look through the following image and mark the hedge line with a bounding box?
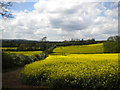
[2,45,56,70]
[103,36,120,53]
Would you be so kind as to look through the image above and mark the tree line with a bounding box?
[1,38,104,51]
[2,35,120,53]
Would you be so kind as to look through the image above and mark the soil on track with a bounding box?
[2,68,81,90]
[2,68,49,89]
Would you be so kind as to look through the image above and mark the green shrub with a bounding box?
[2,52,33,69]
[2,50,50,70]
[2,52,15,69]
[104,36,120,53]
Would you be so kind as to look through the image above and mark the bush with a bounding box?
[2,44,55,70]
[2,50,50,70]
[103,36,120,53]
[2,52,15,69]
[2,52,34,69]
[44,45,56,54]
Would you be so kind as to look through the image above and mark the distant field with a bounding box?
[5,51,42,56]
[20,53,119,88]
[0,47,17,49]
[53,43,104,54]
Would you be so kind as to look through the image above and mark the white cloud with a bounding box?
[0,0,118,41]
[105,8,118,18]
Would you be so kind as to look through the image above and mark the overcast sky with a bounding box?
[0,0,119,41]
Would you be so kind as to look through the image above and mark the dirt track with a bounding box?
[2,68,49,89]
[2,68,80,90]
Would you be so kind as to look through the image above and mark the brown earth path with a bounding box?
[2,68,82,90]
[2,68,49,89]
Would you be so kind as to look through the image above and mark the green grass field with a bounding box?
[53,43,103,54]
[20,53,119,89]
[5,51,43,56]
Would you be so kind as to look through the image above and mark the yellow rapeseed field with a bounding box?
[20,53,119,88]
[0,47,17,49]
[5,51,42,56]
[53,43,104,54]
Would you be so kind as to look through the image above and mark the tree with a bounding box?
[39,37,48,51]
[41,36,47,42]
[104,36,120,53]
[0,2,13,18]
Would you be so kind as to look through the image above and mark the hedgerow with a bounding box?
[103,36,120,53]
[2,45,56,70]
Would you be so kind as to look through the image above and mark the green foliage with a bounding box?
[39,42,49,51]
[2,51,48,70]
[1,39,103,48]
[104,36,120,53]
[1,39,38,47]
[2,52,35,69]
[2,42,56,70]
[20,54,119,89]
[2,52,15,69]
[44,45,56,54]
[17,44,41,51]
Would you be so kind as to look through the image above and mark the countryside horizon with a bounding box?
[1,0,119,89]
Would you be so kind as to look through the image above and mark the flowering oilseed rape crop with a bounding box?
[0,47,17,49]
[5,51,42,56]
[20,53,119,89]
[53,43,104,54]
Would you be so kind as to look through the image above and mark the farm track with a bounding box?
[2,68,85,90]
[2,68,49,89]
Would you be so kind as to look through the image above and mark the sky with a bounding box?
[0,0,119,41]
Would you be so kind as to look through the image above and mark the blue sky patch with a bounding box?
[11,2,36,12]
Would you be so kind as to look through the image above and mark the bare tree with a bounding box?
[39,37,49,51]
[0,2,13,18]
[41,36,47,42]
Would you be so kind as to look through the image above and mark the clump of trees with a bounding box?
[39,37,51,51]
[104,36,120,53]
